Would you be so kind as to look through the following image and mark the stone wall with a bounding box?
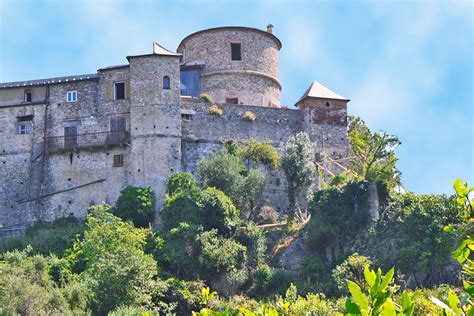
[178,27,281,107]
[128,54,182,211]
[180,98,303,213]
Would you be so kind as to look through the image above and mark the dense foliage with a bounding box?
[348,116,401,190]
[281,132,316,211]
[197,147,265,220]
[113,185,156,227]
[0,127,470,314]
[237,139,281,169]
[0,216,83,256]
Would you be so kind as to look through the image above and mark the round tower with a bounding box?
[177,26,282,107]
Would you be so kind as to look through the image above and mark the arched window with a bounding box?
[163,76,170,89]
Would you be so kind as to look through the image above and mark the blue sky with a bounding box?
[1,0,472,195]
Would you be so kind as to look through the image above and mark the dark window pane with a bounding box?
[163,76,170,89]
[115,82,125,100]
[226,98,238,104]
[231,43,241,61]
[180,69,201,97]
[24,91,32,102]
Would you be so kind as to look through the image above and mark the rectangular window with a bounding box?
[110,117,126,132]
[226,98,238,104]
[64,126,78,147]
[180,69,201,97]
[231,43,242,61]
[66,90,77,102]
[114,82,126,100]
[181,113,193,121]
[24,90,32,102]
[113,154,124,167]
[18,123,32,134]
[17,115,33,135]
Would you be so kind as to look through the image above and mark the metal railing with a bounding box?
[45,131,130,152]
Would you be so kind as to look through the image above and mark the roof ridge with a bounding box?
[0,73,99,89]
[296,80,349,104]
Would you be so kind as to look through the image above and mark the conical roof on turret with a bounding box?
[296,81,349,105]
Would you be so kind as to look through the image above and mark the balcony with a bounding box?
[45,131,130,153]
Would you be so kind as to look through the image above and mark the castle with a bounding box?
[0,25,349,234]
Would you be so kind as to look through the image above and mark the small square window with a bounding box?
[231,43,242,61]
[114,82,126,100]
[18,123,32,135]
[226,98,238,104]
[24,90,32,103]
[181,113,193,121]
[66,90,77,102]
[113,154,124,167]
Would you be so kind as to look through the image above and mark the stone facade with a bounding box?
[0,26,349,235]
[177,27,281,107]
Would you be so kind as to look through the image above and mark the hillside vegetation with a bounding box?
[0,116,472,315]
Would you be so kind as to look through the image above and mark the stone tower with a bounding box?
[127,44,182,209]
[296,81,350,164]
[177,26,282,107]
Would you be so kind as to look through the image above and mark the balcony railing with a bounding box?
[45,131,130,152]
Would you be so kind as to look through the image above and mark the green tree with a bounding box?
[166,172,200,196]
[197,148,245,196]
[201,187,241,236]
[66,207,163,314]
[0,247,75,315]
[113,185,156,228]
[160,176,240,236]
[348,116,401,190]
[237,139,281,169]
[332,253,373,295]
[281,132,316,212]
[197,148,265,220]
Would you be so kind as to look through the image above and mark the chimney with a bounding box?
[267,24,274,34]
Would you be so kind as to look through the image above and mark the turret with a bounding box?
[296,81,350,159]
[127,43,182,210]
[177,26,282,107]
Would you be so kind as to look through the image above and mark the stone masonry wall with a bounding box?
[180,98,303,213]
[178,28,280,107]
[128,54,182,211]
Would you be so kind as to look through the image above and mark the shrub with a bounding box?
[199,93,214,103]
[160,189,202,231]
[198,230,247,272]
[332,253,372,295]
[161,223,202,279]
[372,193,461,286]
[166,172,199,196]
[237,139,281,169]
[242,111,256,121]
[231,169,265,220]
[113,186,156,228]
[200,187,241,236]
[197,148,265,220]
[0,216,84,256]
[238,222,266,268]
[0,248,74,315]
[197,148,245,196]
[65,210,162,314]
[266,269,296,297]
[301,256,326,283]
[208,104,223,116]
[305,181,371,259]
